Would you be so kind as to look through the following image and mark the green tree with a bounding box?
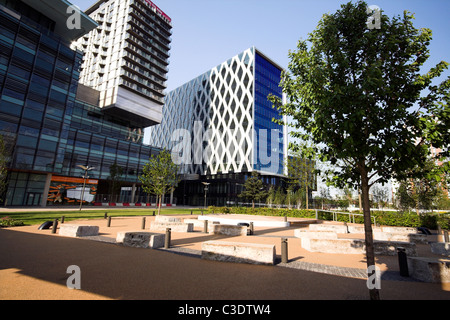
[269,1,449,300]
[139,150,180,215]
[239,171,267,208]
[286,154,316,209]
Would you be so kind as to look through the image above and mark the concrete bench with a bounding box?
[59,224,99,238]
[149,222,194,232]
[373,231,427,244]
[202,241,275,265]
[430,242,450,257]
[301,238,417,256]
[116,231,164,249]
[208,224,247,236]
[382,226,418,234]
[155,215,182,223]
[309,224,349,234]
[294,229,338,239]
[407,257,450,283]
[184,219,219,228]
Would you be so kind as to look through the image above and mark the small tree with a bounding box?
[286,154,316,209]
[139,150,180,215]
[239,171,267,208]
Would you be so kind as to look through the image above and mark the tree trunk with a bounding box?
[306,184,309,210]
[157,194,162,215]
[360,165,380,300]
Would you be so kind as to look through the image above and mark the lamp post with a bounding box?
[202,182,210,209]
[77,165,95,211]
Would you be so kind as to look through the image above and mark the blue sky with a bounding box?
[74,0,450,92]
[73,0,449,197]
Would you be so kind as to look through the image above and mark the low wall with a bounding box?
[373,231,427,244]
[198,215,289,228]
[184,219,219,228]
[430,242,450,257]
[301,238,417,256]
[208,224,247,236]
[59,224,99,238]
[408,257,450,283]
[116,231,165,249]
[294,229,338,239]
[202,241,275,265]
[150,222,194,233]
[382,226,418,234]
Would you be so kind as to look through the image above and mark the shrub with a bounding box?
[206,206,448,230]
[0,216,24,228]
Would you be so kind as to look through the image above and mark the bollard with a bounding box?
[284,215,287,222]
[249,222,254,236]
[141,217,146,230]
[51,219,58,234]
[153,211,155,216]
[201,210,204,216]
[107,216,111,227]
[165,228,171,249]
[444,230,449,243]
[203,220,208,233]
[104,212,108,219]
[61,216,65,224]
[281,238,288,263]
[191,210,193,215]
[397,247,409,277]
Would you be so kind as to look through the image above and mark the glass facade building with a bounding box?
[0,0,168,207]
[147,47,288,206]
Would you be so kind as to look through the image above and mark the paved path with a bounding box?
[1,227,449,301]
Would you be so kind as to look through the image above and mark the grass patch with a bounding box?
[0,208,204,226]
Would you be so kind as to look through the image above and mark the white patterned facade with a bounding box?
[147,47,287,178]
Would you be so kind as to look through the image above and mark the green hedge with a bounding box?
[207,206,450,230]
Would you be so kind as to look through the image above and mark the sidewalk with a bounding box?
[1,214,449,300]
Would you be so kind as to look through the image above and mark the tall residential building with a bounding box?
[0,0,170,207]
[147,47,288,206]
[76,0,172,128]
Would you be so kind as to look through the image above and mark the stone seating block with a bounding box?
[373,231,428,244]
[116,231,165,249]
[294,229,338,239]
[382,226,418,234]
[202,241,275,265]
[301,238,416,256]
[59,224,99,237]
[308,224,349,233]
[155,215,182,223]
[149,222,194,232]
[208,224,247,236]
[408,256,450,283]
[430,242,450,257]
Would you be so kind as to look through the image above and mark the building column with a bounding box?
[41,173,52,207]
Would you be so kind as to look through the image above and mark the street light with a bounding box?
[202,182,210,209]
[77,165,95,211]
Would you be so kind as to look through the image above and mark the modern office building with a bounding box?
[147,47,289,206]
[75,0,172,128]
[0,0,171,207]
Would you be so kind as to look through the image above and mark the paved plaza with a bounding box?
[1,212,449,300]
